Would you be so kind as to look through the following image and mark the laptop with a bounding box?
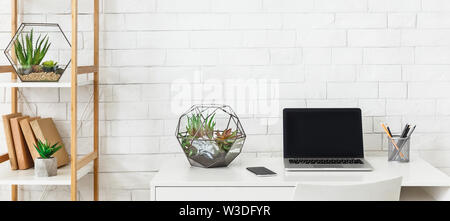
[283,108,372,171]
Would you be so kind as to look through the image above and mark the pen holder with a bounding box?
[388,136,410,162]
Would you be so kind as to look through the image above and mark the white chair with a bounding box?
[292,176,402,201]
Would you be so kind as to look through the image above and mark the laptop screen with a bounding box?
[283,108,364,158]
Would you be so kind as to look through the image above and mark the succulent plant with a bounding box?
[215,128,237,151]
[42,60,57,67]
[181,113,217,156]
[14,29,51,69]
[42,60,57,72]
[183,113,239,152]
[34,139,62,159]
[178,133,196,157]
[204,113,216,139]
[186,113,216,138]
[186,114,203,138]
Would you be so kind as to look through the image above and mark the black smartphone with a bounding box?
[246,167,277,177]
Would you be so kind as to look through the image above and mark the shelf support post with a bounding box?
[93,0,100,201]
[71,0,78,201]
[11,0,17,114]
[11,0,18,202]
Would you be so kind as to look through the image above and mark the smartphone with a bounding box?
[246,167,277,177]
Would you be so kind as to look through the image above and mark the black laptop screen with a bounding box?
[283,108,364,158]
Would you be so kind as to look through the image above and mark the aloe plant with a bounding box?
[204,113,216,139]
[14,29,51,68]
[34,139,62,159]
[186,114,203,138]
[185,113,215,137]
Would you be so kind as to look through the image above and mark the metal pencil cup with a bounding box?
[388,136,410,162]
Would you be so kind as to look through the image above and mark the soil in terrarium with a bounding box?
[20,71,61,81]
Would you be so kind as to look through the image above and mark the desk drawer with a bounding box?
[154,186,294,201]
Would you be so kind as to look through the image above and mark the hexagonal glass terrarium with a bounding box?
[4,23,71,82]
[176,104,246,168]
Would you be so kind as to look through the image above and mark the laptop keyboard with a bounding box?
[289,159,364,165]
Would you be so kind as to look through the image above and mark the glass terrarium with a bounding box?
[176,104,246,168]
[4,23,71,82]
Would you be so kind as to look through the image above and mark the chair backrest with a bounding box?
[292,176,402,201]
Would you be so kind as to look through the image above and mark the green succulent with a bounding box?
[178,133,197,157]
[181,112,243,154]
[34,139,62,159]
[186,114,203,137]
[204,113,216,139]
[14,29,51,68]
[42,60,57,68]
[185,113,216,138]
[215,129,237,151]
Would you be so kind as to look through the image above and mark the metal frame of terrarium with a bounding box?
[176,104,247,168]
[4,23,71,82]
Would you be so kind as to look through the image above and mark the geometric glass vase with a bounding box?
[176,104,246,168]
[4,23,71,82]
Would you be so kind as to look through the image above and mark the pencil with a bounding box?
[407,125,416,137]
[387,126,393,137]
[381,124,405,160]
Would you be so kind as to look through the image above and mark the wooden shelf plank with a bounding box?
[0,78,92,88]
[77,65,98,74]
[0,65,13,73]
[0,163,92,186]
[77,152,98,170]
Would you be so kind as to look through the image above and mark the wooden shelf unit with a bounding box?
[0,0,99,201]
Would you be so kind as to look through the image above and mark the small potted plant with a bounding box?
[33,140,62,177]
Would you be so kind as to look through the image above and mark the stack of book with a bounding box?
[2,113,69,170]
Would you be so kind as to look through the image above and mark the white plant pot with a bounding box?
[35,157,57,177]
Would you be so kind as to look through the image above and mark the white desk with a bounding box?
[150,156,450,201]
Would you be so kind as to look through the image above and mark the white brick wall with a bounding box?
[1,0,450,200]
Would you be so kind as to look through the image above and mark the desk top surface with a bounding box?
[152,156,450,187]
